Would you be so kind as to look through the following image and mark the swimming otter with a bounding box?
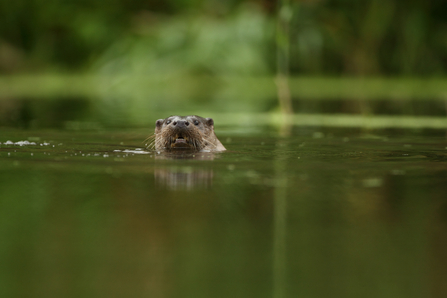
[146,115,226,152]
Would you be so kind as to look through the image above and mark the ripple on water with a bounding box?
[113,149,150,155]
[1,140,52,146]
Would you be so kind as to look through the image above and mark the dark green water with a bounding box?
[1,126,446,298]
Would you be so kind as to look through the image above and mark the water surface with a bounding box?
[0,126,446,298]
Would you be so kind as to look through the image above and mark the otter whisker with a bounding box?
[148,137,163,149]
[143,134,156,144]
[146,141,155,149]
[145,133,161,149]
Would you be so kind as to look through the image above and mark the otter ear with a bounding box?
[205,118,214,126]
[155,119,164,128]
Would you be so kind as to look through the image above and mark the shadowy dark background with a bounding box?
[1,0,447,128]
[1,0,447,76]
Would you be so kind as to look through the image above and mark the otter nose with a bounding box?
[173,120,189,128]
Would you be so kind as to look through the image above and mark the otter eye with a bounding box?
[194,120,199,126]
[166,120,171,124]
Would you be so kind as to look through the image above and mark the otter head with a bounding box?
[150,115,226,152]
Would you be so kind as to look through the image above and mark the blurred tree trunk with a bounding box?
[276,0,294,116]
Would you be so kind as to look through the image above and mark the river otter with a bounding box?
[146,115,226,152]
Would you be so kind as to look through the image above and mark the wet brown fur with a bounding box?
[145,115,226,152]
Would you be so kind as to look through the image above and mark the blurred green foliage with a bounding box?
[95,4,272,76]
[1,0,447,76]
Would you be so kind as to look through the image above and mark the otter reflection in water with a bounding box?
[146,115,225,189]
[153,151,219,190]
[145,115,226,152]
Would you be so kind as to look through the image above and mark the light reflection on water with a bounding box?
[0,127,446,298]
